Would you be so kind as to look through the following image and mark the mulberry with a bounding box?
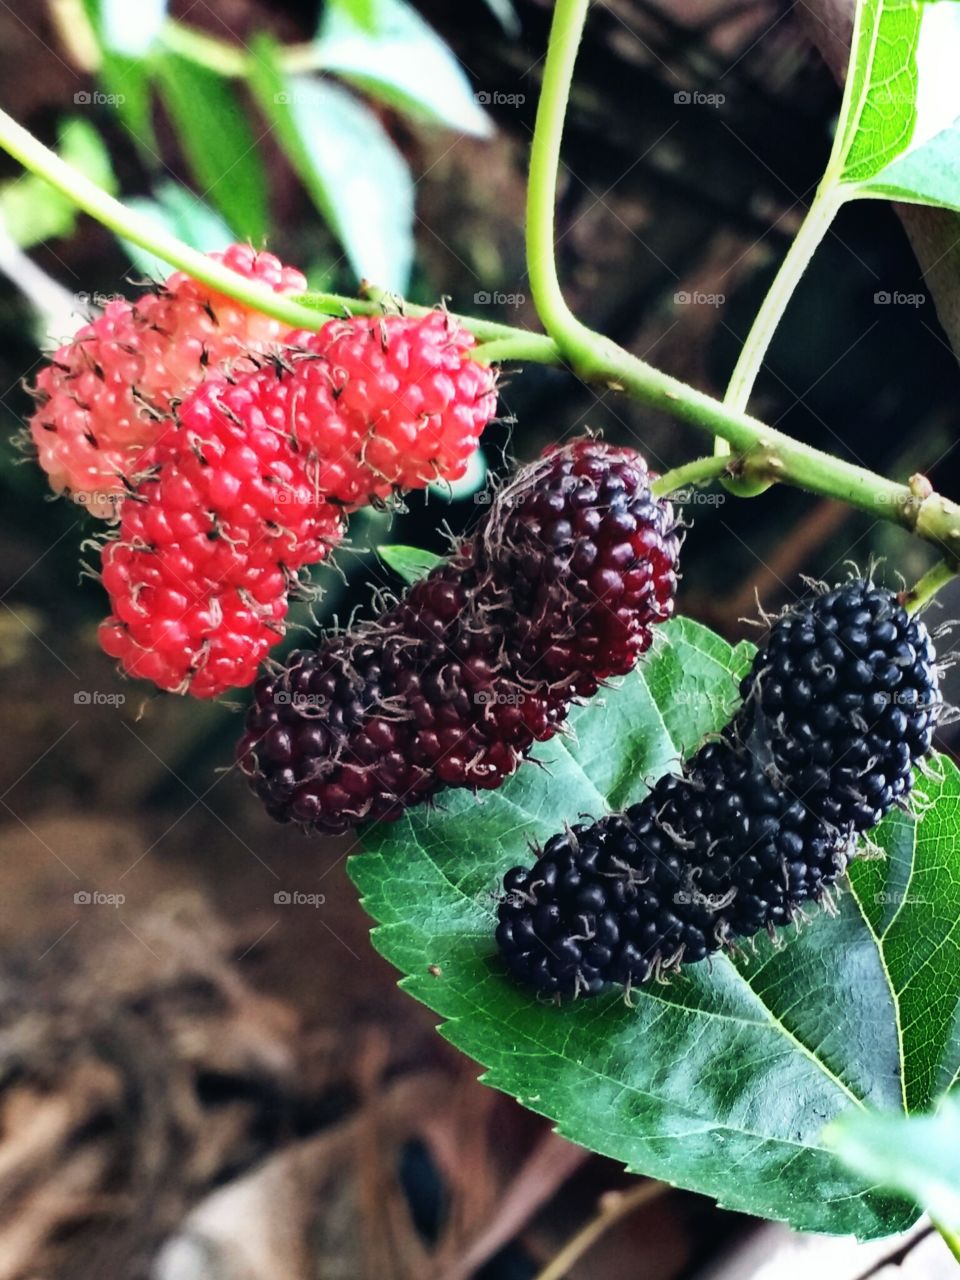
[735,580,941,831]
[238,439,681,832]
[496,738,849,997]
[98,376,345,698]
[26,244,306,516]
[278,311,500,507]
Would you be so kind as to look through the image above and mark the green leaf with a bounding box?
[248,37,414,291]
[828,0,960,215]
[84,0,168,56]
[0,117,115,248]
[377,545,443,584]
[314,0,492,137]
[826,1096,960,1231]
[120,180,233,278]
[351,616,960,1238]
[80,0,165,155]
[154,52,268,242]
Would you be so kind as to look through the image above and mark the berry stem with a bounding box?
[932,1219,960,1267]
[0,106,328,334]
[651,454,733,497]
[1,103,958,606]
[533,1181,667,1280]
[525,0,594,357]
[715,185,844,497]
[901,559,959,615]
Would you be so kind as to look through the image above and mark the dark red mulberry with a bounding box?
[238,438,681,832]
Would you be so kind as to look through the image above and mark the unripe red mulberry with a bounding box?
[278,311,499,507]
[25,244,306,516]
[238,439,681,832]
[98,375,344,698]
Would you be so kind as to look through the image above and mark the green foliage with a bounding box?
[153,53,267,242]
[249,38,415,291]
[481,0,521,37]
[827,1097,960,1233]
[352,617,960,1238]
[121,181,233,279]
[831,0,960,214]
[377,545,443,584]
[314,0,492,137]
[0,118,114,248]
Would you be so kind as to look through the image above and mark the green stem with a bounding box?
[0,107,329,334]
[525,0,595,354]
[1,108,959,597]
[723,187,843,415]
[159,19,327,78]
[932,1218,960,1267]
[901,559,959,615]
[717,185,844,495]
[297,290,539,346]
[652,454,733,497]
[472,334,561,363]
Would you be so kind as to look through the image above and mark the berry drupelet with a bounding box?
[735,580,941,832]
[238,439,681,832]
[496,738,850,998]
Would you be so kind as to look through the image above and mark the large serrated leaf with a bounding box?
[351,616,960,1238]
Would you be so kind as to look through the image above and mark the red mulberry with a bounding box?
[26,244,306,516]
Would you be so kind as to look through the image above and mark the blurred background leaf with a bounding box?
[249,37,415,291]
[0,116,114,247]
[826,1097,960,1235]
[153,53,268,243]
[313,0,493,137]
[121,181,233,277]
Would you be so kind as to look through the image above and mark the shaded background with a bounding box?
[0,1,958,1277]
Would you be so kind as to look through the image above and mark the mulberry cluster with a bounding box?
[98,376,346,698]
[238,439,681,832]
[497,579,940,998]
[26,244,306,517]
[96,310,498,698]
